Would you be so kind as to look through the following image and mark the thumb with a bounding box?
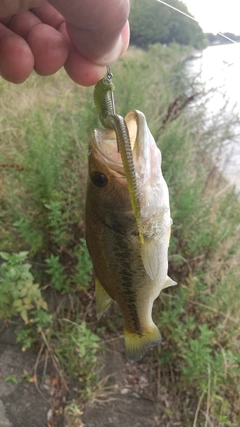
[49,0,130,64]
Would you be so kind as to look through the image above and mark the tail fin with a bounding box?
[124,324,161,362]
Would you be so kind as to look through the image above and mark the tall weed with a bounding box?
[152,56,240,425]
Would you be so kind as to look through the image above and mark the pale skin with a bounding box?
[0,0,130,85]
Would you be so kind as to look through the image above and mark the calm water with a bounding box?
[187,43,240,195]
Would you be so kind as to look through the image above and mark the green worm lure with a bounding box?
[93,71,144,244]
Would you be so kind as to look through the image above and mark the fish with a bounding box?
[85,107,176,362]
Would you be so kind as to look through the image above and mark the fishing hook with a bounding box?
[106,65,116,115]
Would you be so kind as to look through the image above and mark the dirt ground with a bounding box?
[0,322,48,427]
[0,321,182,427]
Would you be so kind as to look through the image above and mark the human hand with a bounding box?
[0,0,130,85]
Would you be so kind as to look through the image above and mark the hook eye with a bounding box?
[106,65,113,81]
[106,65,115,115]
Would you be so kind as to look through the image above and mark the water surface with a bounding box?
[187,43,240,195]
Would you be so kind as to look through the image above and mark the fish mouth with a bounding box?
[91,110,150,172]
[92,128,121,164]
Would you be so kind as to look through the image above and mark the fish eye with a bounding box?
[91,171,108,188]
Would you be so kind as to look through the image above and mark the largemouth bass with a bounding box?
[85,101,176,361]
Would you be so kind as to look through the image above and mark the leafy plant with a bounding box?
[53,320,101,398]
[0,251,52,349]
[0,251,49,323]
[4,375,18,384]
[74,239,92,291]
[46,254,70,293]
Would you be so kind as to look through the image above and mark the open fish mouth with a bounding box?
[91,110,155,177]
[92,127,123,165]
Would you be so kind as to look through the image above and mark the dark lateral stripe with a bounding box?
[111,232,143,334]
[119,266,141,334]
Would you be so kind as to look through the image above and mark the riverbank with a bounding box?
[0,45,240,426]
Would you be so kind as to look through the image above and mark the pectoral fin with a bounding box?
[141,238,160,280]
[95,276,113,320]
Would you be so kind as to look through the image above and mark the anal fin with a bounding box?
[95,276,113,320]
[162,276,177,290]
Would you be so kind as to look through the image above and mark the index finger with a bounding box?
[0,0,44,18]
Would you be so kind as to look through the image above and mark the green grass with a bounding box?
[0,45,240,425]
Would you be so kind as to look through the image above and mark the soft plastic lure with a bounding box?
[93,71,144,244]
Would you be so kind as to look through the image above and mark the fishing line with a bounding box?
[155,0,237,44]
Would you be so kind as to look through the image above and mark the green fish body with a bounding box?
[85,109,176,362]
